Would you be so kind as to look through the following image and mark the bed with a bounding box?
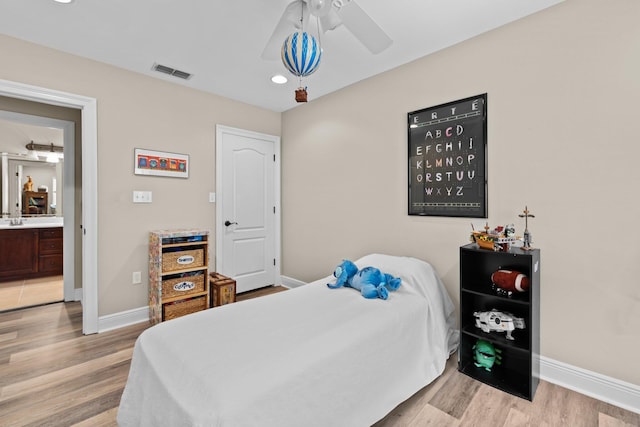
[117,253,458,426]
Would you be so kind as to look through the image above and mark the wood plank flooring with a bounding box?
[1,287,638,427]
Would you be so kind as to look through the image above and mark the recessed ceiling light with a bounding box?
[271,74,288,84]
[53,0,74,3]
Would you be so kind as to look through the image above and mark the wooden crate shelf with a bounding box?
[149,229,210,324]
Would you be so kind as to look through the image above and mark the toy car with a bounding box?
[473,309,525,340]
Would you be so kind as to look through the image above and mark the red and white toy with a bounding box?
[491,269,529,293]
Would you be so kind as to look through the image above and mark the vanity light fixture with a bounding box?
[26,141,63,153]
[25,141,63,163]
[46,152,60,164]
[27,149,39,160]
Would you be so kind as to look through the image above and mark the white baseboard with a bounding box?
[74,287,82,302]
[95,278,307,332]
[98,305,149,333]
[540,356,640,415]
[280,275,306,289]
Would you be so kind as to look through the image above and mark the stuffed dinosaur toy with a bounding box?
[327,260,401,299]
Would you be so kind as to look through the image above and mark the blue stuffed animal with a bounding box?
[327,260,401,300]
[327,260,358,289]
[351,266,390,299]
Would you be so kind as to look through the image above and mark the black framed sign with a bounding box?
[408,94,487,218]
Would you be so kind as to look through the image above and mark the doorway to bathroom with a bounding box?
[0,109,75,312]
[0,79,98,334]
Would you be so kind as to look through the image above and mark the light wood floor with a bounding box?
[1,286,638,427]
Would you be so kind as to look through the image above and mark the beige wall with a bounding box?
[282,0,640,387]
[1,0,638,389]
[0,34,281,315]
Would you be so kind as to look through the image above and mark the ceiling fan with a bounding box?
[261,0,393,60]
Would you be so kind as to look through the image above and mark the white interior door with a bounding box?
[216,125,280,293]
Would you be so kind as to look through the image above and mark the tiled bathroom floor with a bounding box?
[0,275,63,311]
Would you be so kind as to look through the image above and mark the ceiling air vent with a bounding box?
[152,63,193,80]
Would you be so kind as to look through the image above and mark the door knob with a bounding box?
[224,220,238,227]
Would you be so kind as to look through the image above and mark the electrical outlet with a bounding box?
[132,271,142,284]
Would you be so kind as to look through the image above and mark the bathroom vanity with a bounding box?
[0,225,63,282]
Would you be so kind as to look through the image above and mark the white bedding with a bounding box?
[117,254,458,426]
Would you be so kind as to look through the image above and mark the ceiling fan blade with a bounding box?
[336,0,392,54]
[261,0,309,60]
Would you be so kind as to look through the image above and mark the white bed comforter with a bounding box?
[117,254,458,426]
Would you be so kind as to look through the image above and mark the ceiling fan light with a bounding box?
[308,0,332,17]
[320,11,341,32]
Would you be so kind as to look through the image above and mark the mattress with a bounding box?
[117,253,458,426]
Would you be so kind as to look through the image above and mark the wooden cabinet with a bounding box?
[0,228,39,280]
[0,227,63,281]
[458,243,540,401]
[38,227,63,275]
[149,229,210,324]
[23,191,48,215]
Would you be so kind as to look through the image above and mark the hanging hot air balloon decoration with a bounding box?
[280,2,323,102]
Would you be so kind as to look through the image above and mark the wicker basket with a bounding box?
[162,273,205,299]
[162,249,204,272]
[163,296,207,321]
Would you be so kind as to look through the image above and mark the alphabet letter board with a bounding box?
[408,94,487,217]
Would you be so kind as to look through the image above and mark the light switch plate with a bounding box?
[133,191,152,203]
[209,192,216,203]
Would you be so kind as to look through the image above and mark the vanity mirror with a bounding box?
[0,117,64,218]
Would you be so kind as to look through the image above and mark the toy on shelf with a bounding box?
[518,206,535,250]
[470,222,516,251]
[23,176,34,192]
[473,309,525,340]
[491,269,530,297]
[473,339,502,371]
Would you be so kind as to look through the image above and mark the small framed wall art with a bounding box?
[134,148,189,178]
[408,94,487,218]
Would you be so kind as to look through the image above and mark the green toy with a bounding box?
[473,339,502,371]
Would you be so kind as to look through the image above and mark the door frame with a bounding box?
[0,110,75,302]
[215,124,281,286]
[0,78,98,334]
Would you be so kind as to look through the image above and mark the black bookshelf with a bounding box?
[458,244,540,400]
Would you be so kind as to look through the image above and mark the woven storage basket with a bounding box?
[163,296,207,321]
[162,249,204,272]
[162,273,205,299]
